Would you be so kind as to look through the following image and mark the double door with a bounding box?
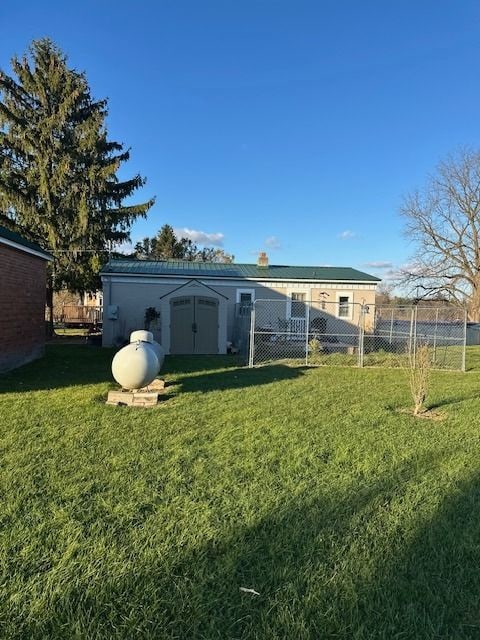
[170,296,219,354]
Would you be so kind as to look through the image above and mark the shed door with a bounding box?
[170,296,219,354]
[194,297,219,354]
[170,297,195,354]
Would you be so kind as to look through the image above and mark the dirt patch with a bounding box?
[395,407,445,421]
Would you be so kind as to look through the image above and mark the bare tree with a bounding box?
[399,148,480,320]
[408,342,431,417]
[374,282,394,306]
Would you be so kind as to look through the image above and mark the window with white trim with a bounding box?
[290,292,307,318]
[236,288,255,316]
[337,293,353,319]
[338,296,349,317]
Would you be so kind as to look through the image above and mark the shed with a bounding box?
[101,253,380,355]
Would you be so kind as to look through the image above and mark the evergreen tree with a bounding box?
[0,39,154,329]
[153,224,185,259]
[134,237,158,260]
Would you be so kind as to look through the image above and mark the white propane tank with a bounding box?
[129,330,165,370]
[150,340,165,369]
[112,342,159,390]
[130,330,154,344]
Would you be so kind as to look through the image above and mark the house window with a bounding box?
[236,289,255,316]
[338,295,350,318]
[291,292,307,318]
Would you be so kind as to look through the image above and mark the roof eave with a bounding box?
[100,271,380,284]
[0,236,53,261]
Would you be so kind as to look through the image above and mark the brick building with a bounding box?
[0,226,52,372]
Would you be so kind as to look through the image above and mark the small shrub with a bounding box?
[144,306,160,330]
[309,338,321,355]
[408,342,431,416]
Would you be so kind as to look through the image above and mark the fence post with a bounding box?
[432,308,439,364]
[408,307,414,364]
[412,306,418,367]
[358,304,365,367]
[248,302,256,368]
[305,300,310,366]
[389,307,394,345]
[462,308,467,372]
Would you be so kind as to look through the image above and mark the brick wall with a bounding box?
[0,243,47,372]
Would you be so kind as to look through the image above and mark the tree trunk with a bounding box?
[46,280,54,338]
[468,280,480,322]
[469,308,480,323]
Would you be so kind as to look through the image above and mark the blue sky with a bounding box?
[1,1,480,278]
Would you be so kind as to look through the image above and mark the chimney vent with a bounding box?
[257,251,269,268]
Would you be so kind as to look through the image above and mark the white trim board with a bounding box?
[0,236,53,261]
[102,275,378,290]
[236,288,256,303]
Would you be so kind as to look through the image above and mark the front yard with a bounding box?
[1,346,480,639]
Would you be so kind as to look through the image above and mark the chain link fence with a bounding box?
[367,305,466,370]
[240,299,466,371]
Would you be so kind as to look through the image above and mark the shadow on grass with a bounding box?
[163,455,480,640]
[174,363,306,394]
[0,345,115,393]
[0,349,242,394]
[427,391,480,410]
[161,354,245,375]
[353,471,480,639]
[17,450,480,639]
[124,461,480,638]
[0,347,303,395]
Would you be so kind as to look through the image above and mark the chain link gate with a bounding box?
[248,299,364,367]
[246,300,467,371]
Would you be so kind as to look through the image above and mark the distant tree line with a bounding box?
[133,224,234,263]
[375,282,454,308]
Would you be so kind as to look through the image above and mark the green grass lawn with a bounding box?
[1,346,480,639]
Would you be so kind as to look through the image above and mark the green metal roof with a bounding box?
[101,259,380,282]
[0,225,52,259]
